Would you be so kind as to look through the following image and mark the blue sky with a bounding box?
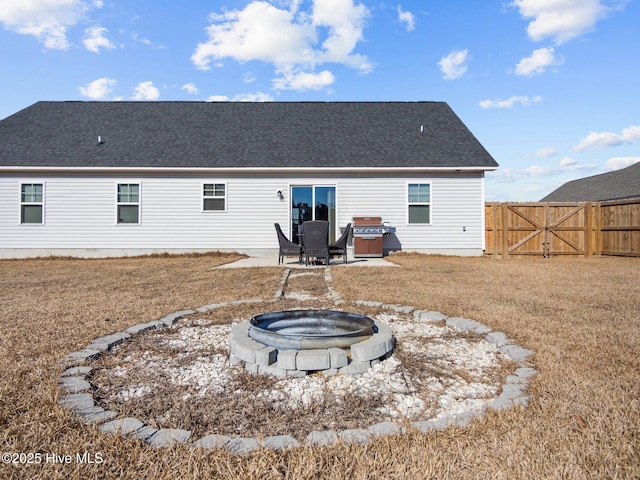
[0,0,638,201]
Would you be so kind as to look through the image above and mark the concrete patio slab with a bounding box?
[216,253,398,269]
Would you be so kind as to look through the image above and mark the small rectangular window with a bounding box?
[408,183,431,224]
[203,183,226,211]
[117,183,140,224]
[20,183,43,224]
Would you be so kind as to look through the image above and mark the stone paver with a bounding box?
[195,302,228,313]
[351,336,389,362]
[415,310,447,322]
[328,348,348,368]
[255,346,277,367]
[225,437,261,454]
[499,344,534,362]
[59,376,91,393]
[368,421,402,436]
[339,360,371,375]
[192,434,232,450]
[262,435,300,451]
[295,349,330,371]
[339,429,371,444]
[61,348,101,366]
[126,322,157,335]
[486,331,509,347]
[258,365,288,377]
[232,337,264,363]
[146,429,191,448]
[59,393,94,409]
[160,310,196,327]
[80,410,117,424]
[306,430,338,446]
[130,426,158,441]
[446,317,492,335]
[276,349,297,370]
[87,332,130,351]
[61,366,92,377]
[100,418,145,435]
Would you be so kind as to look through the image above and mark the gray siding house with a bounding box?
[541,162,640,202]
[0,101,498,259]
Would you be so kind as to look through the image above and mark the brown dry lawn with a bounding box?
[0,252,638,479]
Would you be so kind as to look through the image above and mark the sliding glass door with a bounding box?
[291,185,336,244]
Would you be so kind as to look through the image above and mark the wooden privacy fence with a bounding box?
[485,199,640,257]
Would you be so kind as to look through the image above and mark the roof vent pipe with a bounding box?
[420,125,424,135]
[97,136,104,145]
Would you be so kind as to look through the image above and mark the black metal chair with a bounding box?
[275,223,302,265]
[301,220,330,266]
[329,223,351,264]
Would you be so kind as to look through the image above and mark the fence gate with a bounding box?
[485,203,594,257]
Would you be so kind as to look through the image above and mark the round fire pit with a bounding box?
[229,309,394,376]
[249,309,375,350]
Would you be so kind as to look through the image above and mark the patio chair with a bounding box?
[329,223,351,264]
[301,220,330,266]
[275,223,302,265]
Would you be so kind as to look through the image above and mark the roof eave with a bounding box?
[0,165,498,174]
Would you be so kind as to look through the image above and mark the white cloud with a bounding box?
[192,2,312,69]
[510,0,622,44]
[78,77,116,99]
[83,25,115,53]
[273,69,335,90]
[191,0,370,92]
[488,157,596,182]
[132,81,160,101]
[312,0,370,70]
[527,146,558,158]
[181,83,198,95]
[438,49,468,80]
[130,31,164,49]
[479,95,542,109]
[0,0,91,49]
[525,157,596,176]
[234,92,274,102]
[515,47,563,77]
[573,125,640,151]
[603,157,640,171]
[206,92,274,102]
[397,5,415,31]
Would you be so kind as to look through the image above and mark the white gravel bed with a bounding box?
[97,310,508,423]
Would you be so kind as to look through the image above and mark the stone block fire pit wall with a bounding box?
[229,311,394,377]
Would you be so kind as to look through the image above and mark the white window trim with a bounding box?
[201,181,227,213]
[19,181,45,226]
[406,181,432,225]
[115,181,141,225]
[288,183,339,240]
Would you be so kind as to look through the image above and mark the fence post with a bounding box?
[594,202,602,256]
[491,203,499,258]
[584,202,592,257]
[501,203,509,258]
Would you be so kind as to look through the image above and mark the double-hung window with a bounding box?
[21,183,44,224]
[203,183,226,211]
[117,183,140,224]
[408,183,431,224]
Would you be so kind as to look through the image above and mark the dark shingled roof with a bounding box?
[540,162,640,202]
[0,101,497,170]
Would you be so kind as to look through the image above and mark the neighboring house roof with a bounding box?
[540,162,640,202]
[0,101,498,171]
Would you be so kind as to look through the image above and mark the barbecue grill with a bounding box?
[352,217,395,258]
